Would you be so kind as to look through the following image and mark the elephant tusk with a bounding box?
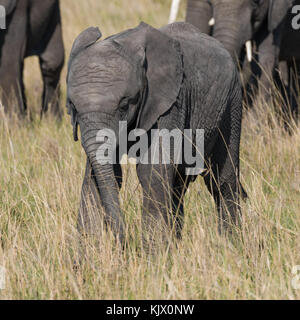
[208,18,215,26]
[246,40,252,62]
[169,0,181,23]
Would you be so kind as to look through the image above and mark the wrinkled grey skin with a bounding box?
[67,22,246,248]
[0,0,64,117]
[186,0,299,121]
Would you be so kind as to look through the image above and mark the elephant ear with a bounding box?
[112,22,183,132]
[140,23,183,131]
[67,26,102,81]
[67,27,102,141]
[268,0,294,32]
[66,100,79,141]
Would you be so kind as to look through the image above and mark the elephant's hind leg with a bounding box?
[205,101,243,234]
[204,152,241,234]
[172,172,191,240]
[39,11,64,119]
[137,163,176,252]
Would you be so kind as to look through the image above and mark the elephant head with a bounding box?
[0,0,16,16]
[67,23,183,240]
[186,0,295,61]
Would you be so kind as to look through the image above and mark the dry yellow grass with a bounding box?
[0,0,299,299]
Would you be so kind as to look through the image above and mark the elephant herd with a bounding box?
[183,0,300,122]
[0,0,299,253]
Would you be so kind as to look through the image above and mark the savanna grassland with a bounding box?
[0,0,299,299]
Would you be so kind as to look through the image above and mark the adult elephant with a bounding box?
[0,0,64,118]
[185,0,299,120]
[67,22,246,249]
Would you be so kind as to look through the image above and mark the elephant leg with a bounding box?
[286,59,300,125]
[0,4,27,116]
[204,155,240,234]
[137,163,175,251]
[172,172,190,239]
[256,32,277,102]
[18,61,27,116]
[2,63,27,116]
[39,17,64,119]
[204,105,243,234]
[0,50,27,116]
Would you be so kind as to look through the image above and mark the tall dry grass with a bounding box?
[0,0,299,299]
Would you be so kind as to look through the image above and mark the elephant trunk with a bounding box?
[186,0,212,34]
[212,3,250,63]
[213,20,243,62]
[80,121,125,243]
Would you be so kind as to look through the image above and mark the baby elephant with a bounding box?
[67,22,246,249]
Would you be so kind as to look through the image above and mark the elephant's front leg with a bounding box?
[0,62,27,116]
[137,163,175,252]
[0,43,27,115]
